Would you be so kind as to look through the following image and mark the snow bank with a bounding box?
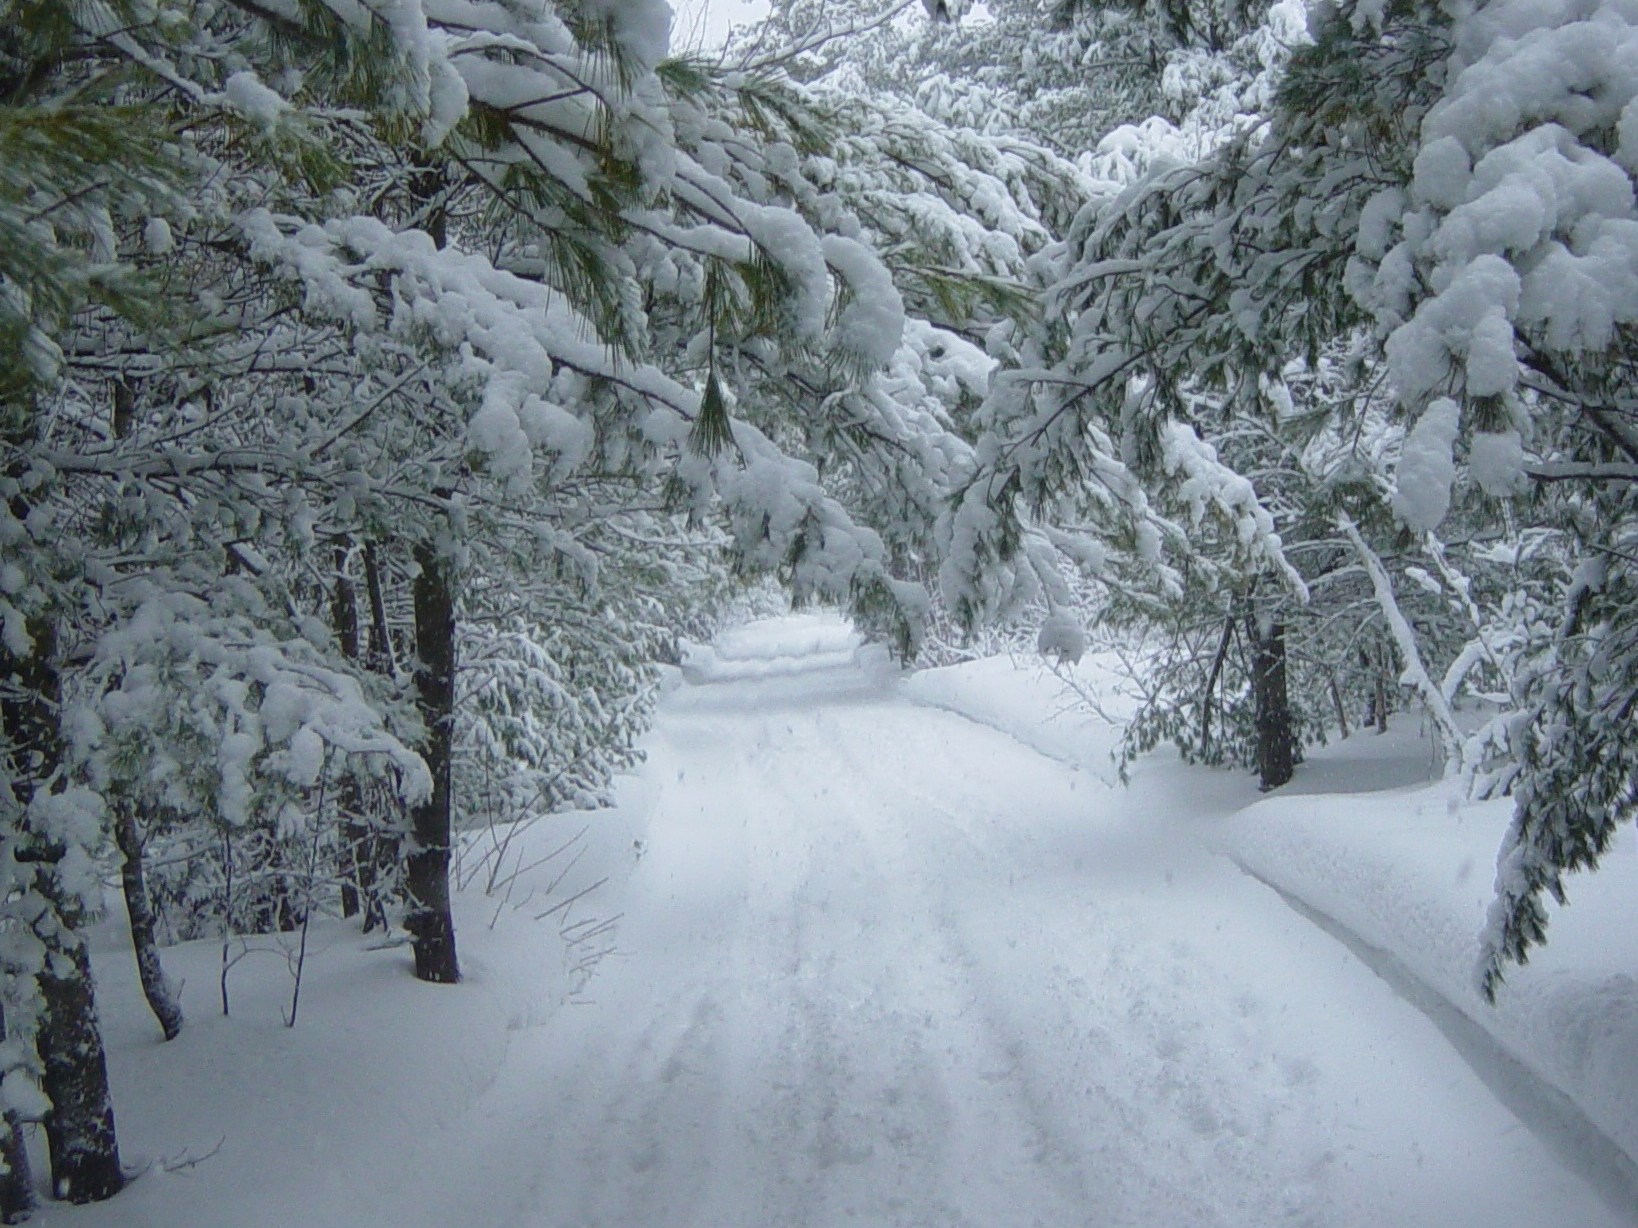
[677,609,874,683]
[72,788,651,1228]
[904,651,1131,782]
[1226,779,1638,1171]
[908,649,1638,1177]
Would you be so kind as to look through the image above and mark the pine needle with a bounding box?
[688,368,735,458]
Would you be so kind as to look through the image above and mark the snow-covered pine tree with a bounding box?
[1116,0,1638,994]
[0,9,1041,1193]
[925,0,1477,793]
[0,0,198,1203]
[648,51,1084,631]
[919,0,1638,984]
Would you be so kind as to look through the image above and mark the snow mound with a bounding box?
[909,649,1638,1196]
[1225,779,1638,1180]
[679,612,870,683]
[905,650,1137,781]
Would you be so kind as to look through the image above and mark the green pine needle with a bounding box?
[688,368,735,458]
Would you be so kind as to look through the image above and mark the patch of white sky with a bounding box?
[670,0,771,52]
[668,1,994,55]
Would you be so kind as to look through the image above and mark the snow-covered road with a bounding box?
[392,615,1630,1228]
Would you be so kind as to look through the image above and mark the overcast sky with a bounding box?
[669,0,771,51]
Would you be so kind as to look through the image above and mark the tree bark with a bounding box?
[331,544,365,921]
[1376,641,1391,734]
[111,803,183,1041]
[403,163,455,982]
[1198,615,1235,761]
[406,540,459,984]
[362,541,394,675]
[0,1003,32,1224]
[1248,614,1295,791]
[1328,669,1350,740]
[36,938,123,1202]
[2,612,125,1203]
[354,542,395,932]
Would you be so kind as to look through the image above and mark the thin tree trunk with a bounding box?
[357,542,395,932]
[0,1003,33,1224]
[1247,614,1295,791]
[401,159,455,978]
[403,171,458,978]
[363,541,394,675]
[1376,642,1391,734]
[111,804,183,1041]
[2,611,125,1203]
[111,366,184,1031]
[1329,669,1350,740]
[331,543,365,921]
[1198,615,1235,761]
[331,542,361,662]
[406,539,459,984]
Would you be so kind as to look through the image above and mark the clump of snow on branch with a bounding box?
[89,592,431,829]
[1036,608,1086,663]
[1161,421,1307,597]
[1392,398,1462,532]
[1357,0,1638,409]
[822,234,905,369]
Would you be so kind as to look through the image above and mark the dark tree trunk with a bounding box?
[111,377,135,441]
[362,541,395,675]
[330,541,361,662]
[1375,642,1391,734]
[406,540,459,984]
[111,803,183,1041]
[1248,615,1295,791]
[331,544,366,921]
[1198,616,1235,761]
[352,787,392,935]
[1328,669,1350,740]
[273,888,302,934]
[354,542,395,932]
[1,612,125,1204]
[0,1003,32,1224]
[37,939,123,1203]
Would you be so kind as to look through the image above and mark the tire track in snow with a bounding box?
[390,625,1634,1228]
[808,705,1335,1228]
[784,715,1107,1214]
[727,706,1044,1228]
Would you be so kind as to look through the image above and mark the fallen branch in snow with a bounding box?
[534,877,608,922]
[159,1137,226,1175]
[561,913,623,1000]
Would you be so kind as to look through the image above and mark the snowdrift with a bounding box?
[910,649,1638,1182]
[1227,783,1638,1177]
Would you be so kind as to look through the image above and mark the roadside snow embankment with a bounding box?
[678,610,893,686]
[907,651,1638,1181]
[905,652,1130,783]
[78,784,651,1228]
[1226,784,1638,1175]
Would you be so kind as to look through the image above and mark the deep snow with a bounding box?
[48,613,1638,1227]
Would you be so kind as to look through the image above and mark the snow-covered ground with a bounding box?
[52,613,1638,1227]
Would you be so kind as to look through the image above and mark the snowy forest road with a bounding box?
[394,616,1629,1228]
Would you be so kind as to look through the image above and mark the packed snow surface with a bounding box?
[66,613,1638,1228]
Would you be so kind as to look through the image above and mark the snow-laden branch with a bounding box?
[1338,515,1463,770]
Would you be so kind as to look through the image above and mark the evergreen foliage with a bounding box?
[3,0,1636,1209]
[0,0,1040,1209]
